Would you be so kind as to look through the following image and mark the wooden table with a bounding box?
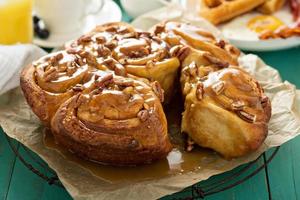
[1,1,300,199]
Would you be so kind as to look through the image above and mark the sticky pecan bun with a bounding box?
[66,22,180,102]
[51,72,171,166]
[20,51,94,125]
[153,21,271,158]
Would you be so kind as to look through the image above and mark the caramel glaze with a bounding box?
[44,93,217,183]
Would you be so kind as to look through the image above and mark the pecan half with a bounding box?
[72,84,84,92]
[44,67,58,82]
[153,24,165,35]
[95,73,113,88]
[231,101,245,111]
[237,110,256,123]
[203,52,229,68]
[215,40,226,49]
[196,82,204,100]
[78,35,92,44]
[211,81,225,95]
[104,40,117,50]
[137,109,149,122]
[94,35,106,43]
[169,45,182,57]
[97,45,111,57]
[151,81,164,103]
[54,53,63,61]
[114,79,134,87]
[66,48,79,55]
[177,46,191,62]
[114,63,127,76]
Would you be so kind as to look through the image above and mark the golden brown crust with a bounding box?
[199,0,267,25]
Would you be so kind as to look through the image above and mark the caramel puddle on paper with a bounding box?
[44,94,217,183]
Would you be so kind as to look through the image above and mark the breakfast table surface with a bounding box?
[1,1,300,200]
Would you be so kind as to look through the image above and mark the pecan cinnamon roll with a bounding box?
[20,51,93,125]
[156,21,271,158]
[51,72,171,165]
[181,65,271,158]
[67,22,181,102]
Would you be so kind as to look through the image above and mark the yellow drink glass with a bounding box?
[0,0,33,44]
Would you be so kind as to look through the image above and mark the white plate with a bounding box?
[218,6,300,51]
[33,0,122,48]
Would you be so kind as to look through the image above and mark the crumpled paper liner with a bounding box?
[1,5,300,200]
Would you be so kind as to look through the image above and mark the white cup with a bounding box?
[121,0,176,18]
[34,0,104,34]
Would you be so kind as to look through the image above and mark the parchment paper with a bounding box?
[1,6,300,200]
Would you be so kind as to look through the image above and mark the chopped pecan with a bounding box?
[211,81,225,95]
[114,79,134,87]
[169,45,182,57]
[152,36,163,44]
[231,101,245,111]
[215,40,226,49]
[151,81,164,103]
[118,26,130,34]
[114,63,127,76]
[196,82,204,100]
[137,31,152,38]
[105,26,118,32]
[55,53,64,61]
[137,109,149,122]
[237,110,256,123]
[78,35,92,44]
[177,46,191,62]
[44,67,58,82]
[226,45,240,56]
[203,52,229,68]
[66,48,79,55]
[104,40,117,50]
[97,45,111,57]
[95,73,113,88]
[94,35,106,43]
[74,57,85,66]
[72,84,84,92]
[153,24,165,35]
[66,65,77,76]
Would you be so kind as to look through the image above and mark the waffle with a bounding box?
[199,0,267,24]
